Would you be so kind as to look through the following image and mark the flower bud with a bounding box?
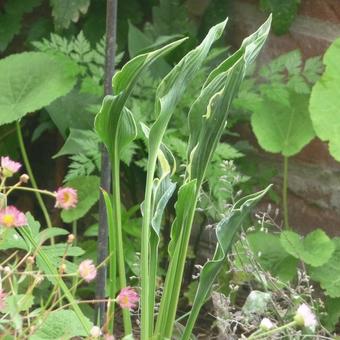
[67,234,75,244]
[27,256,35,264]
[20,174,29,183]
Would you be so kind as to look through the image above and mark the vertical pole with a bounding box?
[95,0,118,326]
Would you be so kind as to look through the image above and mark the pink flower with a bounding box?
[294,303,318,331]
[1,156,21,177]
[54,187,78,210]
[0,206,27,227]
[116,287,139,310]
[0,289,7,310]
[78,259,97,282]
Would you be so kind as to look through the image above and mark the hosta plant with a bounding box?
[95,16,272,339]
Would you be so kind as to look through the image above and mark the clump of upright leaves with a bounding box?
[0,0,42,52]
[309,38,340,161]
[260,0,300,35]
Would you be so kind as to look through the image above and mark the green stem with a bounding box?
[16,122,54,234]
[112,153,132,335]
[282,156,289,229]
[247,321,296,339]
[140,154,157,340]
[101,190,116,333]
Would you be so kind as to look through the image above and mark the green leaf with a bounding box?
[310,238,340,297]
[168,180,197,257]
[53,129,99,158]
[281,229,335,267]
[30,309,92,339]
[323,297,340,331]
[46,89,98,138]
[4,294,34,313]
[50,0,90,30]
[251,91,315,157]
[61,175,100,223]
[235,231,298,282]
[309,38,340,161]
[182,186,271,338]
[0,52,79,126]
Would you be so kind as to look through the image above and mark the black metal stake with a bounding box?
[95,0,118,326]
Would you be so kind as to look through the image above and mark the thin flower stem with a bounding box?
[3,185,56,198]
[247,321,296,339]
[282,156,289,229]
[16,122,54,235]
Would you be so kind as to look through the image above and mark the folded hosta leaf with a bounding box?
[61,175,100,223]
[168,180,197,257]
[251,91,315,156]
[30,309,92,340]
[187,16,272,185]
[280,229,335,267]
[310,238,340,297]
[182,186,271,339]
[0,52,80,126]
[309,38,340,161]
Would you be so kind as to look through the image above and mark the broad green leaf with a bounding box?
[187,16,272,184]
[182,186,271,339]
[235,231,298,282]
[50,0,90,29]
[0,52,79,125]
[53,129,99,158]
[242,290,271,315]
[310,238,340,297]
[309,38,340,161]
[30,309,92,340]
[61,175,100,223]
[4,294,34,313]
[251,91,315,156]
[280,229,335,267]
[47,89,98,138]
[323,297,340,331]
